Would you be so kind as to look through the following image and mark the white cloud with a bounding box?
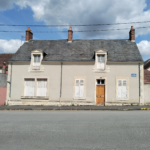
[137,40,150,56]
[0,39,24,53]
[15,0,150,39]
[0,0,150,39]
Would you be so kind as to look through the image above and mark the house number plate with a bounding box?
[131,74,137,77]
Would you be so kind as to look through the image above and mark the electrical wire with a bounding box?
[0,20,150,27]
[0,26,150,33]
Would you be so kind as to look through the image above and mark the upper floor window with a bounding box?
[92,49,109,72]
[28,49,44,72]
[97,55,105,70]
[33,55,41,70]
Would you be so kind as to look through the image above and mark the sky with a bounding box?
[0,0,150,61]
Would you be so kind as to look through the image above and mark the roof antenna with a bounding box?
[21,36,25,44]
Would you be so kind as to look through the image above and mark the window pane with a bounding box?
[97,55,105,62]
[37,79,47,96]
[24,79,35,96]
[34,55,40,63]
[75,80,80,97]
[75,79,84,98]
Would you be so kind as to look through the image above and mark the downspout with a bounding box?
[139,63,141,100]
[7,62,12,104]
[59,62,63,104]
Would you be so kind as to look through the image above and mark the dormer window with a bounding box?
[93,49,110,73]
[97,55,105,70]
[33,55,41,70]
[28,49,44,72]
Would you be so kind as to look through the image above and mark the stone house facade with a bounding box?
[7,26,144,106]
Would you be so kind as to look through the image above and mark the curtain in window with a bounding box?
[75,79,84,98]
[37,79,47,97]
[97,55,105,69]
[33,55,41,69]
[24,79,35,96]
[117,79,127,100]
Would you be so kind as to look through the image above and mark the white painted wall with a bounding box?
[7,62,141,105]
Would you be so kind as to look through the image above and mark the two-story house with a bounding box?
[7,26,144,106]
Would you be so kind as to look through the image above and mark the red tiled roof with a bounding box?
[144,69,150,83]
[0,53,14,68]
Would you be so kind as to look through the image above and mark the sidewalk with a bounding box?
[0,105,150,111]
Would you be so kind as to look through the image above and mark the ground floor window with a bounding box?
[117,79,128,100]
[24,78,47,97]
[24,79,35,96]
[74,77,86,99]
[37,79,47,96]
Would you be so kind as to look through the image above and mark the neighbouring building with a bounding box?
[6,26,144,106]
[144,59,150,104]
[0,53,14,105]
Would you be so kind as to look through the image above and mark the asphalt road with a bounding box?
[0,111,150,150]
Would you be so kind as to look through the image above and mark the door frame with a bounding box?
[94,77,107,105]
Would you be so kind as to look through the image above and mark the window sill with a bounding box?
[116,99,128,101]
[21,96,49,100]
[92,65,110,73]
[73,97,86,100]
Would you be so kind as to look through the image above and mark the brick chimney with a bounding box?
[129,26,135,42]
[26,27,33,41]
[68,27,73,42]
[2,62,6,74]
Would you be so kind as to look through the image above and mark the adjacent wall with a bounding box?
[144,84,150,104]
[0,74,7,105]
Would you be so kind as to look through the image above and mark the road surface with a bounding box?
[0,111,150,150]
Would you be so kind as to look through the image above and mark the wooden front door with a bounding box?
[96,85,105,105]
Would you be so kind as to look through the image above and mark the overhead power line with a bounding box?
[0,21,150,27]
[0,26,150,33]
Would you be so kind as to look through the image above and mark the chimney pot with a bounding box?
[129,26,135,42]
[68,26,73,42]
[26,27,33,41]
[2,62,6,74]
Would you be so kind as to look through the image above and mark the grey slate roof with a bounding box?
[144,59,150,65]
[10,39,143,62]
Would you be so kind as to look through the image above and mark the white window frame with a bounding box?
[93,49,109,73]
[29,49,44,72]
[74,77,86,100]
[36,79,48,97]
[24,79,35,97]
[23,78,48,98]
[116,77,129,100]
[97,54,105,70]
[33,54,41,70]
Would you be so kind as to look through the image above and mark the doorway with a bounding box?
[96,79,105,105]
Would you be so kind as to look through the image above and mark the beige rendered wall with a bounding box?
[61,62,140,104]
[8,62,140,104]
[9,62,61,101]
[144,84,150,103]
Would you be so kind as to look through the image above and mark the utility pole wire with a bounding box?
[0,26,150,33]
[0,20,150,27]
